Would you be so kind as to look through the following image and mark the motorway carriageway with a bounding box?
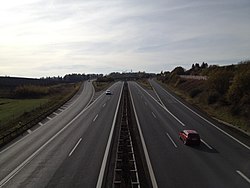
[0,80,249,188]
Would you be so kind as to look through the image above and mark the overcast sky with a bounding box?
[0,0,250,78]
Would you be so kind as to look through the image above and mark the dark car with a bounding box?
[179,130,200,145]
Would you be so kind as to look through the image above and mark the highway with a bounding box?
[128,80,250,188]
[0,81,123,187]
[0,79,249,188]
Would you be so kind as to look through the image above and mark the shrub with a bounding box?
[189,88,202,98]
[207,91,220,104]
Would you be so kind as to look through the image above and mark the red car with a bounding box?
[179,130,200,145]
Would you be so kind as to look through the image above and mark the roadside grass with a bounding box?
[0,98,48,125]
[156,80,250,134]
[93,81,113,92]
[136,78,153,90]
[0,83,80,137]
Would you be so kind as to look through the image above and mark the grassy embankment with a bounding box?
[136,78,153,90]
[92,76,115,92]
[157,62,250,134]
[0,83,80,140]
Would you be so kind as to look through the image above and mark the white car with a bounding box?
[105,90,112,95]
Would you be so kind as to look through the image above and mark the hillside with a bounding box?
[157,61,250,134]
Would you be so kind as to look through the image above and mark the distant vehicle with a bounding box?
[105,90,112,95]
[179,130,200,145]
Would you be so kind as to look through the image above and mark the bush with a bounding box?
[207,91,220,104]
[189,88,202,98]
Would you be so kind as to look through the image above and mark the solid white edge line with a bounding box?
[93,114,99,122]
[153,80,250,151]
[165,133,178,148]
[135,82,185,127]
[0,83,107,186]
[96,82,124,188]
[69,138,82,157]
[149,80,166,109]
[0,81,96,155]
[201,139,213,150]
[236,170,250,184]
[129,83,158,188]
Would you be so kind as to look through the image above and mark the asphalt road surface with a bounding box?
[0,81,124,187]
[128,80,250,188]
[0,80,249,188]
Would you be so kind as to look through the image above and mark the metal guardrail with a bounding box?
[113,83,140,188]
[0,88,78,148]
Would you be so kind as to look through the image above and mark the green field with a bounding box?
[0,98,48,127]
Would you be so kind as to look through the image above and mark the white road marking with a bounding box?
[27,129,32,134]
[102,103,106,108]
[152,112,157,119]
[236,170,250,184]
[144,101,147,106]
[129,84,158,188]
[165,133,178,148]
[150,81,166,109]
[155,82,250,150]
[69,138,82,157]
[135,83,185,127]
[96,83,124,188]
[201,139,213,150]
[47,116,52,120]
[93,114,99,122]
[53,112,58,116]
[0,83,108,184]
[39,122,43,126]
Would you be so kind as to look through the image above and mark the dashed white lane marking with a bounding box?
[144,101,147,106]
[152,112,156,119]
[69,138,82,157]
[128,85,158,188]
[102,103,106,108]
[236,170,250,184]
[165,133,178,148]
[135,83,185,127]
[93,114,99,122]
[96,82,124,188]
[201,139,213,150]
[150,81,166,109]
[47,116,52,120]
[155,82,250,150]
[27,129,32,134]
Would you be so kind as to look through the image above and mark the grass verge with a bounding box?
[156,80,250,134]
[0,83,81,145]
[93,81,114,92]
[136,78,153,90]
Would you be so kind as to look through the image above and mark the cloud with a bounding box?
[0,0,250,77]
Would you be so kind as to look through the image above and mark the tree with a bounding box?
[227,70,250,104]
[207,70,233,95]
[171,66,185,75]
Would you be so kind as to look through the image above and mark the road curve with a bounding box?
[0,81,123,187]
